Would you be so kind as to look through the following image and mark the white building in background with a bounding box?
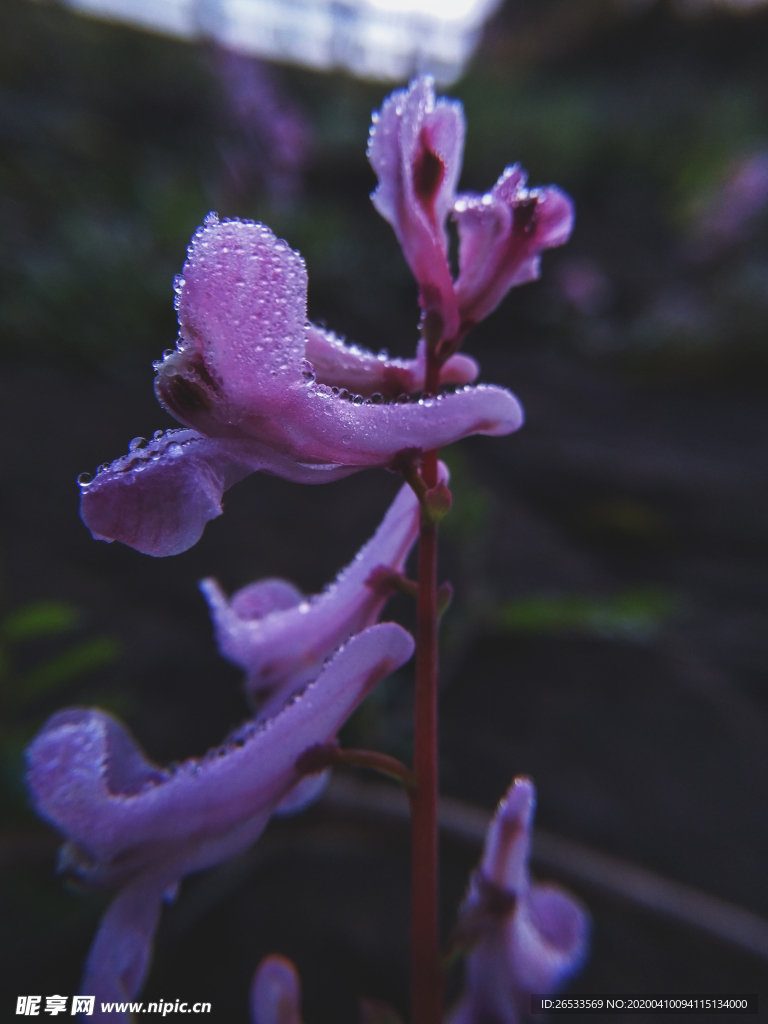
[58,0,501,83]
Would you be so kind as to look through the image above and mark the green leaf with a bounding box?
[8,636,121,704]
[1,602,81,644]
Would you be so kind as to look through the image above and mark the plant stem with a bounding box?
[411,346,443,1023]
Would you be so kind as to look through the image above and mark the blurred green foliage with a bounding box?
[439,445,491,540]
[497,588,678,641]
[0,598,122,818]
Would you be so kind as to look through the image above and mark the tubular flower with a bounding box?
[250,955,304,1024]
[449,777,589,1024]
[25,623,414,1021]
[79,216,522,558]
[368,77,575,350]
[201,465,446,721]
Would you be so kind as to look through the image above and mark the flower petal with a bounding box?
[368,77,463,338]
[79,871,171,1023]
[201,468,444,716]
[306,327,478,399]
[250,955,303,1024]
[84,207,523,558]
[79,429,355,557]
[480,775,535,894]
[510,883,589,995]
[158,216,521,465]
[26,623,414,885]
[454,167,575,328]
[450,777,588,1024]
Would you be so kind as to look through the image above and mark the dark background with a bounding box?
[1,0,768,1019]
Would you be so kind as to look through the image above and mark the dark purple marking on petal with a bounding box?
[413,129,446,225]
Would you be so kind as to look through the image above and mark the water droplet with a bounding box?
[77,472,92,486]
[341,435,351,446]
[129,437,147,451]
[371,393,383,403]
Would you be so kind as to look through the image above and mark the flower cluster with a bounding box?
[27,75,585,1023]
[367,77,574,355]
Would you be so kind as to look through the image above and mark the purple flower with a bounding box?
[250,955,303,1024]
[449,777,588,1024]
[368,78,575,348]
[26,623,414,1021]
[79,216,522,557]
[201,466,445,720]
[368,76,465,342]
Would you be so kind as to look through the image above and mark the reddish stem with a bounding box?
[410,345,443,1024]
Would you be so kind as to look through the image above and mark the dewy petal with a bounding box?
[82,216,522,556]
[27,623,413,1016]
[79,429,355,558]
[368,77,463,339]
[250,955,304,1024]
[449,777,588,1024]
[454,166,575,329]
[26,623,414,886]
[156,216,519,465]
[201,466,446,718]
[305,327,478,399]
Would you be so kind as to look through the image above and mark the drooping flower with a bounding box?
[201,464,446,721]
[26,623,414,1021]
[368,77,575,350]
[79,216,522,557]
[448,777,588,1024]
